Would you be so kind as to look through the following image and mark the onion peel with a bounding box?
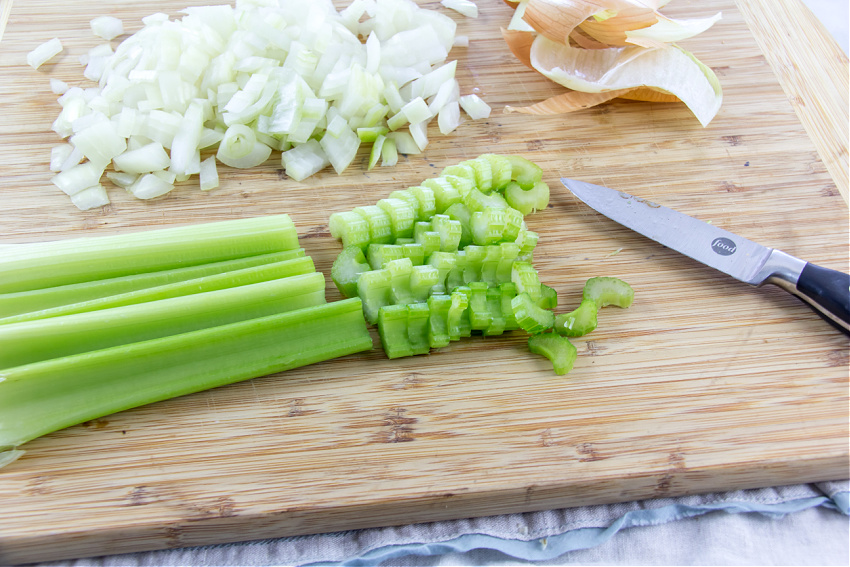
[501,27,535,69]
[504,88,632,114]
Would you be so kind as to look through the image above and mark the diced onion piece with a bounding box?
[401,97,432,124]
[105,171,138,188]
[320,124,360,174]
[438,101,462,134]
[369,134,385,170]
[128,171,175,200]
[51,162,105,196]
[441,0,479,18]
[27,38,63,70]
[380,137,398,167]
[90,16,125,40]
[112,142,171,174]
[49,145,74,172]
[50,79,69,95]
[282,139,330,181]
[387,131,420,154]
[507,0,535,32]
[199,157,219,191]
[453,35,469,47]
[408,121,429,151]
[70,184,110,211]
[69,119,127,166]
[459,94,491,119]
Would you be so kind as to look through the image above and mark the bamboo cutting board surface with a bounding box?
[0,0,848,563]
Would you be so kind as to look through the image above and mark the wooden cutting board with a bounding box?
[0,0,847,563]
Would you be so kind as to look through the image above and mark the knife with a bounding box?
[560,178,850,336]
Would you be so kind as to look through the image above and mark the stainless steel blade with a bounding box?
[560,178,772,285]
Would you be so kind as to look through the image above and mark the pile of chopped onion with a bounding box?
[43,0,489,210]
[501,0,723,126]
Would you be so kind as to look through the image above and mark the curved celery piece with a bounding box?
[329,211,371,249]
[356,268,392,324]
[444,202,473,247]
[427,251,457,294]
[442,174,476,197]
[500,282,520,330]
[0,297,373,455]
[583,277,635,308]
[497,242,520,283]
[377,197,416,239]
[414,222,441,256]
[389,190,423,221]
[479,154,513,191]
[409,185,437,220]
[445,250,467,290]
[484,287,507,336]
[353,205,394,244]
[440,163,476,185]
[480,245,503,286]
[463,187,509,213]
[400,242,426,266]
[462,245,486,283]
[411,265,440,302]
[554,298,598,337]
[422,177,462,213]
[407,303,431,355]
[378,304,413,359]
[468,282,491,331]
[506,155,543,190]
[447,287,472,340]
[427,294,452,348]
[511,292,554,334]
[332,246,371,298]
[431,214,462,252]
[528,333,577,375]
[505,181,550,215]
[539,284,558,310]
[503,207,524,242]
[516,229,539,258]
[386,258,415,305]
[367,243,404,270]
[471,207,506,246]
[460,157,493,193]
[511,261,542,302]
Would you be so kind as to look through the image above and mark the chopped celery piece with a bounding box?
[354,205,394,244]
[411,265,440,302]
[367,243,404,270]
[511,261,542,302]
[460,157,493,193]
[502,207,524,242]
[0,250,305,320]
[444,202,473,247]
[0,273,326,370]
[0,215,299,294]
[447,286,472,340]
[422,177,462,212]
[442,174,475,196]
[356,268,392,324]
[1,257,316,325]
[414,222,441,256]
[445,250,466,290]
[378,304,413,359]
[480,245,502,285]
[400,242,425,265]
[407,303,431,355]
[505,180,550,215]
[463,187,509,213]
[516,229,539,257]
[528,333,577,375]
[329,211,372,249]
[427,251,457,294]
[409,185,437,220]
[440,163,476,184]
[471,207,506,245]
[484,286,506,336]
[497,242,520,282]
[0,298,373,454]
[500,282,520,330]
[377,198,416,239]
[368,134,385,170]
[332,246,371,298]
[463,245,486,283]
[431,214,462,252]
[428,294,451,348]
[479,154,513,191]
[468,282,491,331]
[388,190,423,221]
[539,284,558,310]
[554,298,598,337]
[583,277,635,308]
[386,258,415,305]
[358,126,389,142]
[511,292,554,334]
[506,155,543,190]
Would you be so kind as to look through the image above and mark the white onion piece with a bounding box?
[27,38,63,69]
[128,171,175,199]
[50,79,69,95]
[387,130,420,154]
[105,171,138,188]
[51,162,105,196]
[438,101,462,134]
[112,142,171,174]
[459,94,491,119]
[91,16,124,41]
[282,139,330,181]
[49,145,74,172]
[441,0,479,18]
[199,156,219,191]
[70,184,110,210]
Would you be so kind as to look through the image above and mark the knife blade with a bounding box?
[560,178,850,335]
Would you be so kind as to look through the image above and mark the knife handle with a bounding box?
[793,263,850,336]
[766,253,850,336]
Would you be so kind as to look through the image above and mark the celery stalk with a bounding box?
[0,215,299,294]
[0,298,373,456]
[0,250,305,319]
[0,273,327,370]
[0,257,315,325]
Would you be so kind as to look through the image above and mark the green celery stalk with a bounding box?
[0,250,305,319]
[0,257,316,325]
[0,298,373,456]
[0,215,299,294]
[0,273,327,370]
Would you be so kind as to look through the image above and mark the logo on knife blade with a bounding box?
[711,237,737,256]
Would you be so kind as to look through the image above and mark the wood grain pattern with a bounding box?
[0,0,848,563]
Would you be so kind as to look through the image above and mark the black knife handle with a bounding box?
[793,263,850,336]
